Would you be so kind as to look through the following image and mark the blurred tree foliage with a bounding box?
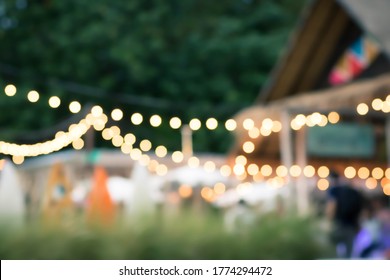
[0,0,304,153]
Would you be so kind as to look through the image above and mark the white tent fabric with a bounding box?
[166,166,228,186]
[125,163,156,218]
[0,161,25,227]
[107,176,134,204]
[214,182,285,211]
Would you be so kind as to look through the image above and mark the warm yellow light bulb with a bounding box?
[242,141,255,154]
[272,121,282,133]
[112,135,124,147]
[247,163,259,176]
[358,167,370,179]
[12,155,24,165]
[344,166,356,179]
[206,118,218,130]
[155,145,167,158]
[91,105,103,116]
[317,179,329,191]
[261,164,272,177]
[248,127,260,139]
[150,115,162,127]
[243,118,255,130]
[318,166,329,178]
[372,167,384,180]
[111,108,123,121]
[372,98,383,111]
[225,119,237,131]
[328,111,340,124]
[189,118,201,131]
[48,96,61,108]
[169,117,182,129]
[69,101,81,114]
[130,148,142,161]
[233,164,245,176]
[295,114,306,126]
[276,165,288,177]
[303,165,315,178]
[235,155,247,165]
[72,138,84,150]
[262,118,273,130]
[4,84,16,96]
[172,151,184,163]
[124,133,136,145]
[366,177,377,189]
[140,139,152,152]
[290,165,301,177]
[357,103,369,115]
[131,113,143,125]
[290,119,301,131]
[27,90,40,103]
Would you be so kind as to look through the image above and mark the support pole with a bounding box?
[296,126,309,216]
[280,111,294,212]
[385,117,390,207]
[386,116,390,167]
[84,127,95,151]
[181,125,193,158]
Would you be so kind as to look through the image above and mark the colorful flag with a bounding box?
[329,35,380,86]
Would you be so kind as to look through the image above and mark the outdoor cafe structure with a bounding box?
[231,0,390,214]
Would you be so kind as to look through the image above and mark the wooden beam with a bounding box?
[265,0,335,102]
[293,3,350,93]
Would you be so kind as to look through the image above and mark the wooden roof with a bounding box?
[231,0,390,170]
[257,0,390,104]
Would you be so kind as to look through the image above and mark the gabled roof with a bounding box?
[257,0,390,103]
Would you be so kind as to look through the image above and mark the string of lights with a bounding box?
[100,121,390,196]
[0,105,108,163]
[2,83,390,196]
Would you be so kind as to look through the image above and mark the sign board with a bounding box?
[307,123,375,158]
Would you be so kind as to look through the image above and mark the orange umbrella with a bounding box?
[87,166,115,226]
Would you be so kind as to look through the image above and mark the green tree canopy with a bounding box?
[0,0,304,153]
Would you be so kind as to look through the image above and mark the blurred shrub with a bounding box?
[0,212,332,259]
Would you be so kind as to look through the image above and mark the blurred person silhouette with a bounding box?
[352,194,390,259]
[325,170,365,258]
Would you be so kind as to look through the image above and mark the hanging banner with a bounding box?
[328,35,379,85]
[307,123,375,158]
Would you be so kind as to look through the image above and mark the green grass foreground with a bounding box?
[0,212,334,260]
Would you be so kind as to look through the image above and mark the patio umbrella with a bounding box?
[107,176,134,204]
[0,160,25,227]
[166,166,228,187]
